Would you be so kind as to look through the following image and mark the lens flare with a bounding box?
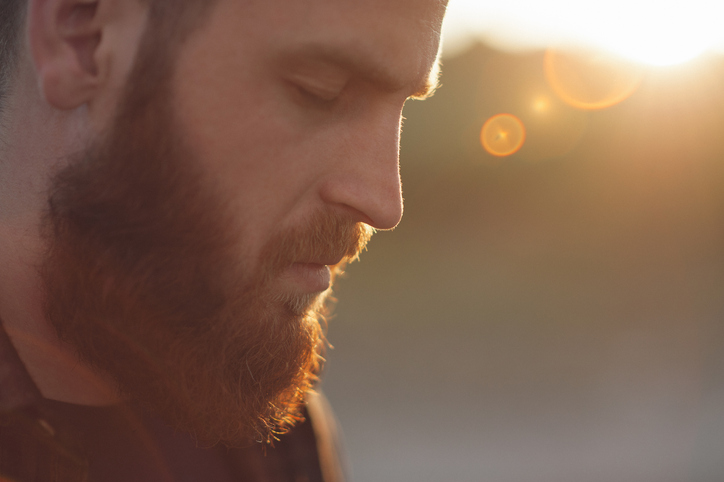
[532,95,552,114]
[481,114,526,157]
[544,49,644,110]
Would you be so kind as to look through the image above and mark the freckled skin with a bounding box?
[172,0,447,272]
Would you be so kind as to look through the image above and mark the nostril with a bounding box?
[318,171,403,231]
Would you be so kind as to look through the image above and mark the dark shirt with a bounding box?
[40,399,238,482]
[0,322,349,482]
[1,393,345,482]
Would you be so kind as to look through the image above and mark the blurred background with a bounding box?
[321,1,724,481]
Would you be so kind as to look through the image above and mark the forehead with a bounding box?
[196,0,446,89]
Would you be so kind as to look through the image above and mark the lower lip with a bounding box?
[282,263,332,293]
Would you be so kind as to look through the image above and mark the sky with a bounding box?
[441,0,724,66]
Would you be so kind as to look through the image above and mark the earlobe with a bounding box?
[28,0,103,110]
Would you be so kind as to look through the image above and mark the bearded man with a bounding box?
[0,0,446,480]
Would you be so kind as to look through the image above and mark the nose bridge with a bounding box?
[320,107,404,230]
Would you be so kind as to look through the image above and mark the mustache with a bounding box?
[260,210,375,280]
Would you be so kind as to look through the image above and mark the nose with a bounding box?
[318,110,404,230]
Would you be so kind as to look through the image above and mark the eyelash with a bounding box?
[297,88,338,108]
[293,84,344,110]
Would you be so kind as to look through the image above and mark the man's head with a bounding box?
[0,0,446,445]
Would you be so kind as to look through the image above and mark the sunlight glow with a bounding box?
[481,114,526,157]
[442,0,724,66]
[532,96,552,114]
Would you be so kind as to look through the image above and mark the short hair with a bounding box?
[0,0,220,120]
[0,0,26,115]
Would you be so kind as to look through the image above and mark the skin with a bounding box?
[0,0,445,407]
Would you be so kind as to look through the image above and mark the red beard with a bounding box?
[40,30,372,445]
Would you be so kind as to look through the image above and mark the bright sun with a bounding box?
[581,0,721,66]
[443,0,724,66]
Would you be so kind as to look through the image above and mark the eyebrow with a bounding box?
[280,43,441,100]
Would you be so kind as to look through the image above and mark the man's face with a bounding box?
[41,0,445,445]
[173,0,446,282]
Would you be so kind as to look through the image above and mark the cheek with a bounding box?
[171,77,325,266]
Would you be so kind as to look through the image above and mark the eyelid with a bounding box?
[286,69,349,102]
[293,79,343,101]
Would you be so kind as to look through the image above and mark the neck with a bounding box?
[0,57,121,407]
[0,216,121,406]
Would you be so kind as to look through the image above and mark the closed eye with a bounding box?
[284,65,350,105]
[293,79,344,102]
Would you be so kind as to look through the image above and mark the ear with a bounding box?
[28,0,144,111]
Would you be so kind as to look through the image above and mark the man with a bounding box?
[0,0,446,480]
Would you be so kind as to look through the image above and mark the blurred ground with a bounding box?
[320,43,724,482]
